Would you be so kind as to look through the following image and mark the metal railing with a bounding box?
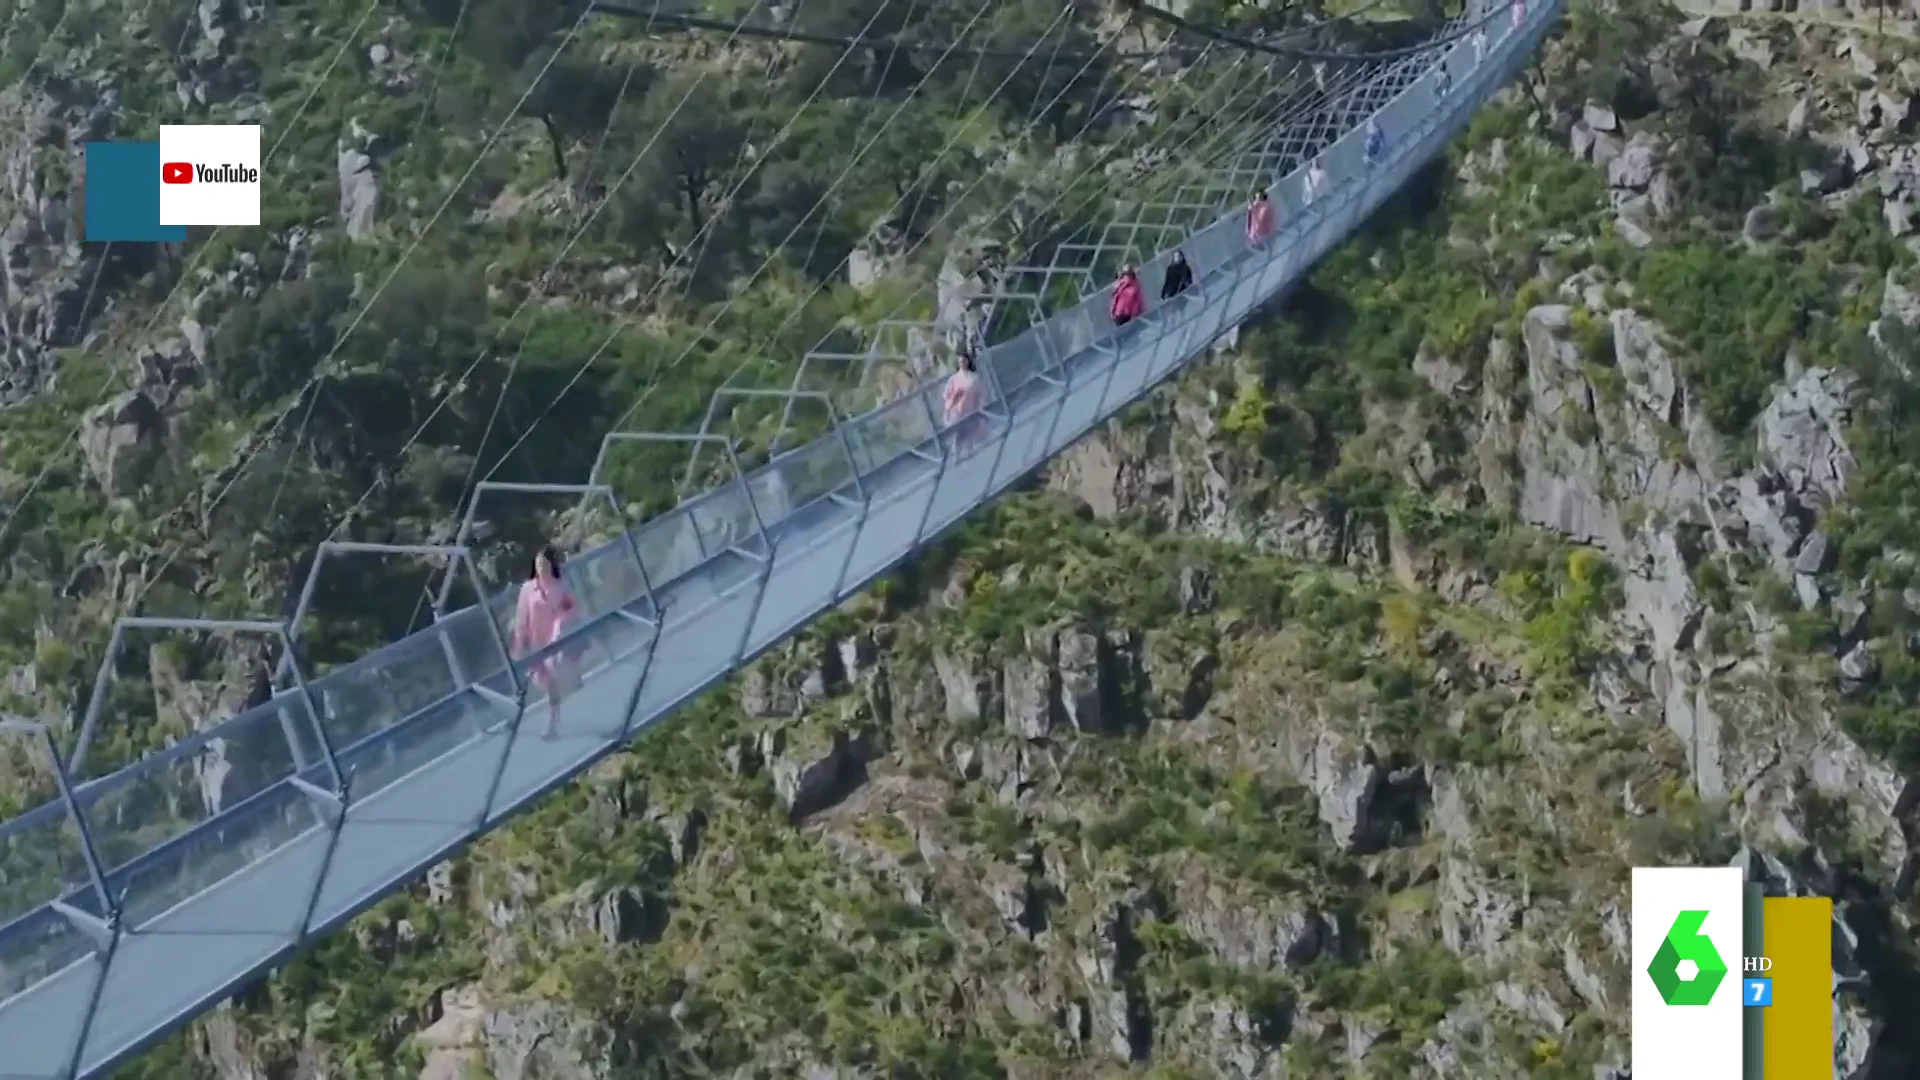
[0,4,1560,1075]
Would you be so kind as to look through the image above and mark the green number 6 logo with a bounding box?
[1647,910,1728,1006]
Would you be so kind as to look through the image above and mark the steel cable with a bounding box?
[616,33,1353,463]
[478,3,1108,491]
[387,0,1022,541]
[637,27,1426,491]
[0,0,388,551]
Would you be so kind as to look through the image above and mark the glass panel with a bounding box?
[983,333,1051,401]
[108,779,326,932]
[847,392,936,474]
[750,434,855,525]
[560,540,649,622]
[310,625,462,756]
[78,697,314,888]
[631,506,705,587]
[689,479,759,555]
[0,802,88,933]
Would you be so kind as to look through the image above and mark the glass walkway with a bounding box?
[0,3,1560,1075]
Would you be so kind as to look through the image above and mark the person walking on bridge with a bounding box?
[1161,250,1194,300]
[942,349,988,452]
[1435,61,1452,99]
[1510,0,1525,30]
[1473,26,1488,65]
[1110,264,1145,328]
[1304,157,1328,209]
[1363,119,1385,170]
[513,544,579,740]
[1245,188,1275,246]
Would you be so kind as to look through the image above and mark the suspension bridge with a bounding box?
[0,0,1558,1074]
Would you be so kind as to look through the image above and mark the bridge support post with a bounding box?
[288,541,521,722]
[1,719,117,931]
[282,540,518,892]
[690,385,868,648]
[907,389,950,551]
[589,430,765,733]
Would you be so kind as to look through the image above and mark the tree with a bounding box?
[599,74,749,262]
[208,275,355,412]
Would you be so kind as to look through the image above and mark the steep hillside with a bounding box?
[3,0,1919,1078]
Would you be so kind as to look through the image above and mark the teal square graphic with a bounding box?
[84,142,188,243]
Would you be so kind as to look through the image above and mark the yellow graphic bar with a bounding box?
[1760,896,1831,1078]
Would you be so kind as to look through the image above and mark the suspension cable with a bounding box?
[470,0,1051,489]
[310,0,995,554]
[627,35,1348,451]
[0,0,388,553]
[1129,0,1511,61]
[478,2,1111,488]
[595,0,1441,63]
[422,0,904,593]
[592,2,1201,61]
[110,9,632,616]
[668,28,1414,479]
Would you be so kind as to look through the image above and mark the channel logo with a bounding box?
[1632,867,1744,1080]
[161,163,261,185]
[84,124,262,241]
[1646,909,1729,1005]
[158,127,260,227]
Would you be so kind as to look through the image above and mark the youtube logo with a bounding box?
[156,125,262,227]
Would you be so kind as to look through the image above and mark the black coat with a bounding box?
[1161,260,1193,299]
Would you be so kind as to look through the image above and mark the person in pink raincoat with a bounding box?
[1246,187,1276,246]
[512,545,578,739]
[942,350,987,451]
[1510,0,1525,29]
[1110,264,1145,327]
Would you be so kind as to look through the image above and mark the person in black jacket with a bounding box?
[1160,250,1194,300]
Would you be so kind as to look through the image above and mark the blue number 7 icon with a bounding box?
[1743,977,1773,1007]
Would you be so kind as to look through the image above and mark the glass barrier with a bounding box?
[560,539,650,623]
[0,904,92,1003]
[747,435,856,528]
[0,805,92,944]
[688,477,762,555]
[631,505,706,587]
[74,695,316,884]
[984,333,1051,400]
[309,625,465,755]
[847,391,939,474]
[107,778,326,929]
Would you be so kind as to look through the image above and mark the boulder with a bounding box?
[81,390,165,496]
